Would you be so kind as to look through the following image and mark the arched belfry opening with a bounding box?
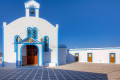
[22,45,38,66]
[29,6,36,17]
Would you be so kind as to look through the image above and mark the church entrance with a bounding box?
[27,45,38,65]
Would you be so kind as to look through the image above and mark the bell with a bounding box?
[31,9,34,14]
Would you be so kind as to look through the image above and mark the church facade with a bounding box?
[2,0,67,67]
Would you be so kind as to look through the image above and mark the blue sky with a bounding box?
[1,0,120,52]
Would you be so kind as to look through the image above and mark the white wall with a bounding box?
[67,48,120,64]
[43,52,51,63]
[59,48,67,65]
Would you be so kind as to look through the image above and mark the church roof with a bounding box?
[6,17,56,29]
[24,0,40,9]
[69,47,120,51]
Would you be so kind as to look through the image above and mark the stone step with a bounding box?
[44,63,57,67]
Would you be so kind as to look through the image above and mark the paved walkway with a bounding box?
[0,62,120,80]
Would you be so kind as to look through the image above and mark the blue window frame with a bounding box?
[14,35,20,52]
[44,36,49,52]
[33,27,38,39]
[27,27,32,37]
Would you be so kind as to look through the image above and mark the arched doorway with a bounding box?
[27,45,38,65]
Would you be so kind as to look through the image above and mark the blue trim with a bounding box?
[109,53,116,63]
[18,43,43,44]
[14,35,20,52]
[33,27,38,39]
[27,27,32,37]
[16,44,18,66]
[20,44,40,66]
[26,7,39,9]
[57,27,59,66]
[74,53,79,62]
[14,35,20,66]
[43,36,49,52]
[30,37,40,43]
[18,37,29,43]
[18,37,42,44]
[41,44,43,65]
[68,48,120,51]
[87,53,93,62]
[27,27,38,39]
[2,26,4,67]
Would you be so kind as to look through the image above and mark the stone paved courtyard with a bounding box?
[0,62,120,80]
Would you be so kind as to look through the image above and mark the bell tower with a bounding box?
[24,0,40,17]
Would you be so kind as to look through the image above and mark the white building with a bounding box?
[67,48,120,64]
[2,0,67,67]
[2,0,120,68]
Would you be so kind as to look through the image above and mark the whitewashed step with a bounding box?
[44,63,57,67]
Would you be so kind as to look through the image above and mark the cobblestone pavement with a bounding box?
[0,62,120,80]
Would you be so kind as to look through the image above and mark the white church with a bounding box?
[2,0,120,67]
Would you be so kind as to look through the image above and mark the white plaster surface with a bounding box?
[59,48,67,65]
[67,48,120,64]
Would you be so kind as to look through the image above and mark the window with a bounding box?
[27,27,37,38]
[16,36,19,42]
[44,36,49,52]
[33,28,37,39]
[14,35,20,52]
[27,28,32,37]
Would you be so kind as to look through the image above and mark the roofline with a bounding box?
[59,47,67,48]
[16,37,43,44]
[24,0,40,4]
[68,47,120,51]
